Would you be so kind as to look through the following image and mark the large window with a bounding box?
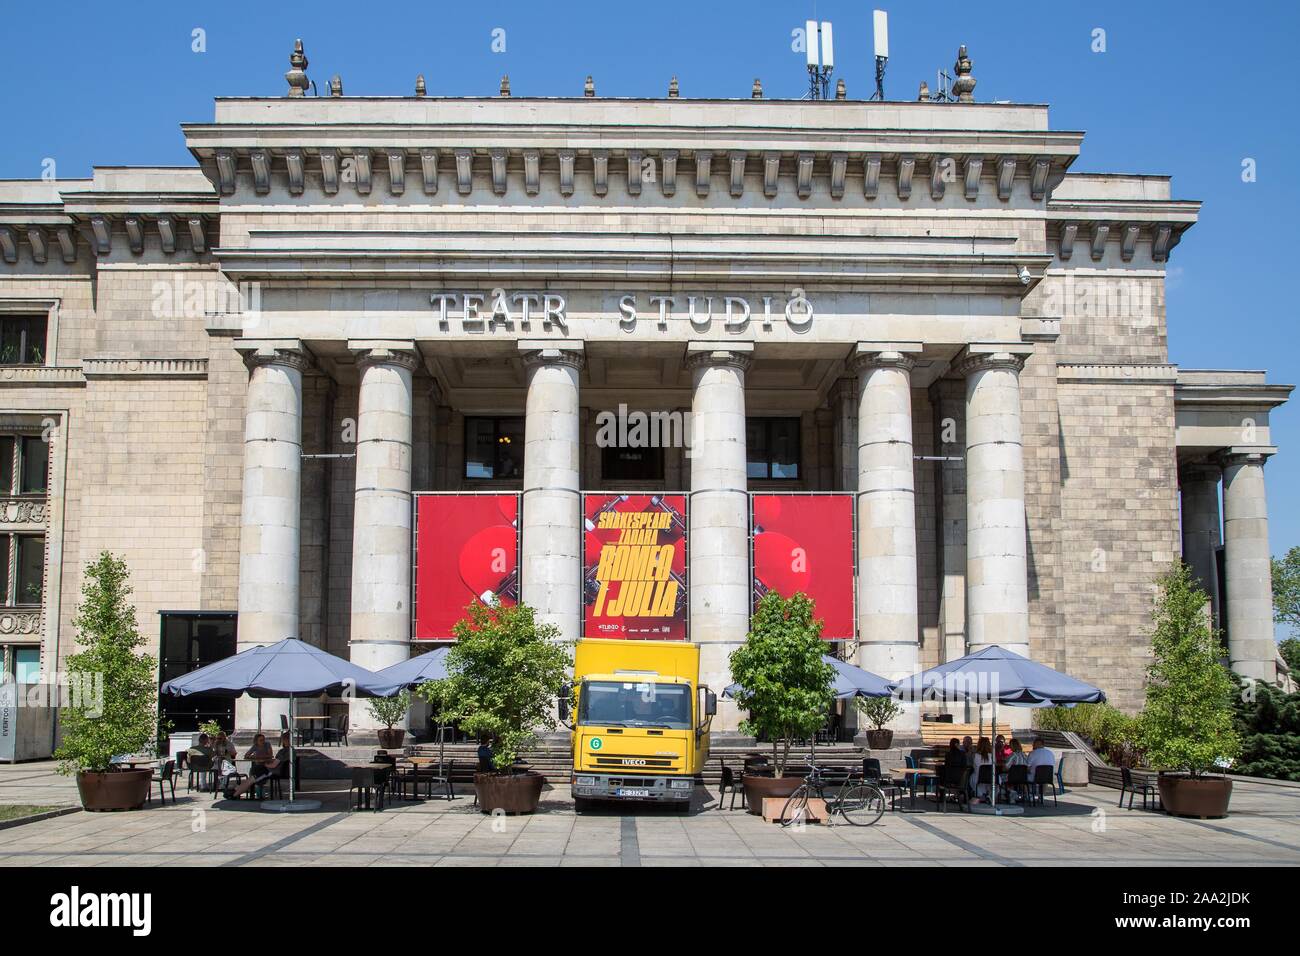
[0,316,47,366]
[601,444,664,483]
[1,645,40,683]
[158,612,237,733]
[464,416,524,480]
[0,434,49,495]
[0,534,44,606]
[746,417,801,480]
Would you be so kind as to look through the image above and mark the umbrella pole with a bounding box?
[991,699,997,811]
[289,695,296,802]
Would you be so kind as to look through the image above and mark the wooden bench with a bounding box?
[919,721,1014,750]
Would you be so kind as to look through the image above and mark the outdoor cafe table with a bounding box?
[889,767,936,810]
[292,715,329,745]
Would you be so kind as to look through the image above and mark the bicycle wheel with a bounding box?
[836,783,887,826]
[779,784,813,828]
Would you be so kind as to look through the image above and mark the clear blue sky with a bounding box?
[2,0,1296,603]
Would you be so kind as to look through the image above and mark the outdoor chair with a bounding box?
[1118,766,1158,811]
[251,760,290,800]
[1032,764,1058,807]
[321,712,348,747]
[147,760,177,805]
[186,754,215,794]
[1002,764,1030,804]
[934,765,970,813]
[419,759,454,801]
[718,762,746,810]
[349,767,386,811]
[862,758,884,783]
[975,764,994,802]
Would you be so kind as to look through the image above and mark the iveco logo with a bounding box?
[621,758,647,766]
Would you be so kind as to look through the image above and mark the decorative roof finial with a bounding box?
[329,75,342,97]
[584,75,595,97]
[667,76,679,98]
[835,78,846,100]
[285,39,310,97]
[415,74,426,97]
[500,75,511,97]
[952,45,976,103]
[918,80,930,101]
[751,78,763,99]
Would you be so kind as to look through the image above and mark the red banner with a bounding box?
[751,494,855,640]
[583,493,688,640]
[414,494,519,640]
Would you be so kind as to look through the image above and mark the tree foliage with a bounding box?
[55,553,159,775]
[1033,702,1142,767]
[1272,546,1300,634]
[729,591,834,775]
[1136,563,1240,775]
[366,689,411,730]
[855,695,902,731]
[418,600,570,772]
[1231,682,1300,782]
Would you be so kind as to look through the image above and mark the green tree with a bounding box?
[418,600,570,772]
[1231,682,1300,782]
[366,689,411,731]
[729,591,835,776]
[1136,563,1240,775]
[1273,546,1300,635]
[1279,638,1300,679]
[55,553,159,775]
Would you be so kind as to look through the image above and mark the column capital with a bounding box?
[349,340,420,373]
[1178,460,1222,484]
[1217,445,1277,469]
[519,339,585,371]
[847,341,922,374]
[951,342,1033,378]
[684,341,753,373]
[234,338,313,373]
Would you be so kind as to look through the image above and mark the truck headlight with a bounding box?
[575,776,596,787]
[670,779,692,790]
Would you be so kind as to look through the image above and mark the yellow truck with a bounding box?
[561,638,715,812]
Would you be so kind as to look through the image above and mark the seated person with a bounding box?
[187,733,215,761]
[994,734,1012,763]
[1004,738,1029,768]
[1026,738,1057,776]
[226,732,291,799]
[212,731,239,788]
[943,737,964,767]
[970,737,994,802]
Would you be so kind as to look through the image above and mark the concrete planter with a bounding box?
[1158,774,1233,819]
[76,769,153,812]
[474,771,544,814]
[741,774,802,815]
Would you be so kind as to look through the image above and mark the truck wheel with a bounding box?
[574,797,592,814]
[673,800,691,815]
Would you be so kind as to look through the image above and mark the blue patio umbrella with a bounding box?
[161,638,402,806]
[371,647,450,689]
[889,645,1105,814]
[722,654,894,700]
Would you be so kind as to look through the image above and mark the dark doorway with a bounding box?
[158,611,237,732]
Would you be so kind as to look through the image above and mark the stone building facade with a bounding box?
[0,50,1290,739]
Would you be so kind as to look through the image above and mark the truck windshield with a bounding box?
[578,680,693,730]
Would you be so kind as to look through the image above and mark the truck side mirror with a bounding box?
[558,683,572,723]
[704,689,717,717]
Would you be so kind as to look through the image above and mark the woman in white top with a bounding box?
[970,737,994,802]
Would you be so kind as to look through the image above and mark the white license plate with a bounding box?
[617,788,651,798]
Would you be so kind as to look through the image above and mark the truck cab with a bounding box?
[562,639,715,812]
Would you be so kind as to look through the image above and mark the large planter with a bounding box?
[474,771,544,814]
[1158,774,1233,819]
[741,774,803,815]
[865,729,894,750]
[76,769,153,812]
[376,729,406,750]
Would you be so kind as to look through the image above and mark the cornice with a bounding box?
[1057,363,1179,385]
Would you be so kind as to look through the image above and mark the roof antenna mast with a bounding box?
[871,10,889,101]
[805,20,834,99]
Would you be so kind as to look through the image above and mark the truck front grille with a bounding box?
[593,754,677,769]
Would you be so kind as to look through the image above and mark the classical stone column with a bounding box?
[830,377,857,492]
[348,342,418,734]
[954,346,1032,657]
[1220,447,1278,683]
[234,340,310,733]
[686,342,752,734]
[850,344,922,734]
[519,341,585,642]
[1179,462,1223,631]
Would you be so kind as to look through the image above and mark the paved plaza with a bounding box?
[1,762,1296,867]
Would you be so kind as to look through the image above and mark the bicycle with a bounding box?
[779,761,887,827]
